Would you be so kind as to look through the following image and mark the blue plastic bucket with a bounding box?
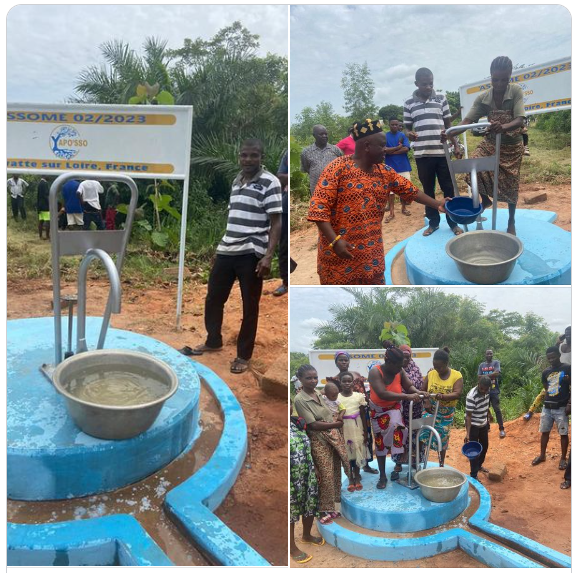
[461,441,483,460]
[445,197,482,225]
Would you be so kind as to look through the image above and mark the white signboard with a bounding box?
[308,348,438,385]
[459,57,571,118]
[7,103,193,179]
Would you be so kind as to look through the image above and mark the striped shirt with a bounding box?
[403,89,451,158]
[216,169,282,258]
[465,386,490,427]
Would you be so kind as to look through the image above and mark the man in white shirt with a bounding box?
[77,179,105,230]
[7,175,29,221]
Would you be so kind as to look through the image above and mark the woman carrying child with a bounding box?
[338,373,370,491]
[294,365,351,525]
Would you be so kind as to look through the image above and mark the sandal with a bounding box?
[376,478,388,490]
[451,226,463,236]
[355,483,363,491]
[423,225,439,237]
[230,357,249,374]
[391,470,400,481]
[402,210,411,216]
[363,465,378,474]
[329,512,341,519]
[384,215,394,224]
[180,344,223,356]
[559,459,568,470]
[560,480,571,489]
[347,484,356,492]
[300,536,325,547]
[318,514,332,525]
[292,551,313,564]
[532,455,546,466]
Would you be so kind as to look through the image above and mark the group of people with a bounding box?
[7,174,121,236]
[290,332,571,562]
[301,55,527,285]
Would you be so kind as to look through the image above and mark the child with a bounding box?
[339,373,369,491]
[322,382,346,422]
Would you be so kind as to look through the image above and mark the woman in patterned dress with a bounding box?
[327,350,378,475]
[367,347,426,489]
[419,347,463,467]
[293,365,351,525]
[451,56,526,235]
[391,345,426,468]
[290,408,322,564]
[308,119,449,285]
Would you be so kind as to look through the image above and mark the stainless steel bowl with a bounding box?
[446,230,523,284]
[52,349,178,440]
[414,467,467,503]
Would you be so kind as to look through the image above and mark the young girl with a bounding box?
[338,373,369,491]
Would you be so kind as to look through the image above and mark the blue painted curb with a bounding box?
[8,515,172,566]
[468,476,571,568]
[164,360,270,566]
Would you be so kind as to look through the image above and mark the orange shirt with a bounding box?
[370,366,402,409]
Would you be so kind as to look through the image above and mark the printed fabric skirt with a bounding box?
[419,405,456,451]
[308,429,351,513]
[369,401,406,457]
[290,423,319,523]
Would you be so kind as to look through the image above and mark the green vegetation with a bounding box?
[290,288,562,426]
[8,22,287,284]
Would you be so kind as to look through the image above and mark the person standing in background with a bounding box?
[300,124,342,196]
[465,376,492,479]
[7,174,29,221]
[336,127,356,156]
[36,176,50,240]
[477,349,506,438]
[384,118,412,222]
[274,151,289,296]
[104,183,120,230]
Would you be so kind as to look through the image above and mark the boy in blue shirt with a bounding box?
[384,118,412,223]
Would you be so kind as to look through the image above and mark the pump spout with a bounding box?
[415,425,443,470]
[76,248,121,354]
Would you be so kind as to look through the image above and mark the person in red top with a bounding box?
[336,127,356,156]
[367,346,427,489]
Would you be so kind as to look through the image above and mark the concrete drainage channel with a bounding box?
[7,318,269,566]
[317,468,570,568]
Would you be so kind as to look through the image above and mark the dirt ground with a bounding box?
[6,275,288,566]
[292,412,571,567]
[290,182,571,285]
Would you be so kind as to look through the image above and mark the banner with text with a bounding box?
[459,57,571,119]
[7,103,193,179]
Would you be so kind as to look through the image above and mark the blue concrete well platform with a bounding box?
[402,209,570,285]
[7,317,200,501]
[342,463,469,532]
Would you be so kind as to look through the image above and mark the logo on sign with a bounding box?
[50,125,87,160]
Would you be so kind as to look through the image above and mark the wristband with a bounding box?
[329,235,341,249]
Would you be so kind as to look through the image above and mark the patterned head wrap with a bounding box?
[352,118,384,141]
[399,344,412,356]
[334,351,351,364]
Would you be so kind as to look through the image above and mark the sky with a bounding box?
[290,4,571,121]
[6,4,288,104]
[290,286,572,353]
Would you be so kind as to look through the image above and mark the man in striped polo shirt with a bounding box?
[465,376,492,479]
[192,139,282,374]
[403,68,463,236]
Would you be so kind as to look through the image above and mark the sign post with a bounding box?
[7,103,193,328]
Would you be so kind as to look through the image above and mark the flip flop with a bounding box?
[292,552,313,564]
[300,536,325,547]
[181,344,223,356]
[329,512,341,519]
[318,514,332,525]
[230,357,249,374]
[347,484,356,492]
[384,216,394,224]
[363,466,378,474]
[532,456,546,466]
[559,459,568,470]
[391,470,400,481]
[376,478,388,490]
[402,210,411,216]
[423,225,439,237]
[451,226,464,236]
[560,481,571,489]
[355,483,363,491]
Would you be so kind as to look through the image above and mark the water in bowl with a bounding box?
[65,364,168,406]
[419,474,463,488]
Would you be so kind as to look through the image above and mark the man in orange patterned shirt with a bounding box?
[308,118,448,285]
